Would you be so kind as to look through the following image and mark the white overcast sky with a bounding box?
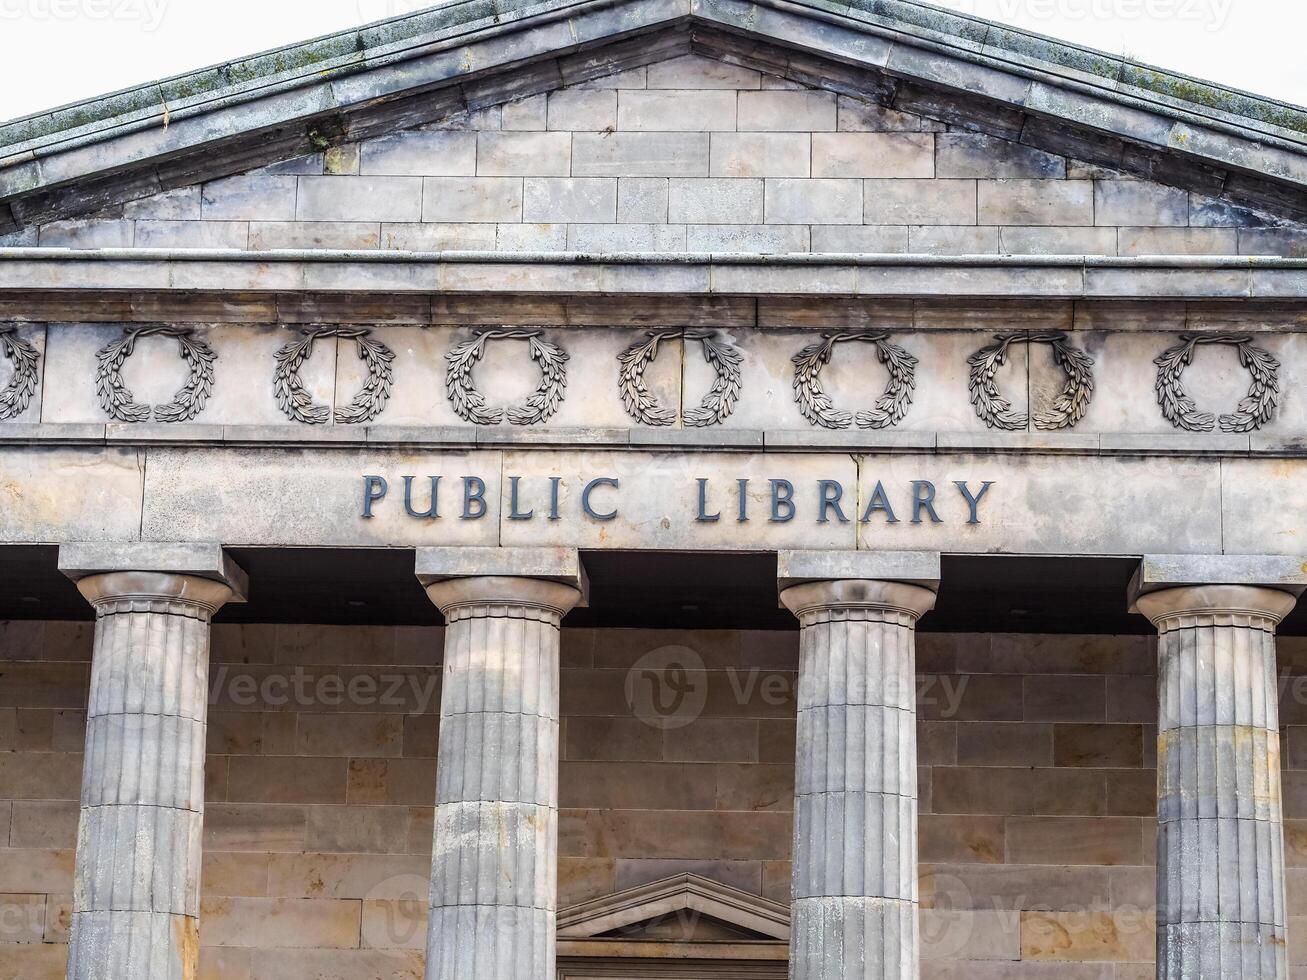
[0,0,1302,122]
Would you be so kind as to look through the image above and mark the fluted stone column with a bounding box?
[778,551,938,980]
[1135,581,1299,979]
[417,548,585,980]
[59,545,245,980]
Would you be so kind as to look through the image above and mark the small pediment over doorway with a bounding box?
[557,874,788,978]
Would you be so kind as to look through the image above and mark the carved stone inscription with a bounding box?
[361,472,995,526]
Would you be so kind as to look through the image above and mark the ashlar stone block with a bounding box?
[617,91,737,131]
[765,178,862,224]
[476,132,572,177]
[359,132,477,176]
[977,179,1093,226]
[546,89,616,131]
[201,176,298,222]
[1095,179,1189,227]
[711,134,810,178]
[500,94,546,131]
[738,91,837,132]
[522,178,616,223]
[296,177,423,222]
[669,178,764,224]
[572,133,708,178]
[811,133,934,178]
[616,178,668,223]
[422,177,522,223]
[864,178,977,225]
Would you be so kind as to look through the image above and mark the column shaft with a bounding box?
[423,577,580,980]
[66,572,233,980]
[781,579,935,980]
[1138,585,1297,980]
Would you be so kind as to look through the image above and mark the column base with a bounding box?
[66,910,198,980]
[425,905,554,980]
[790,897,917,980]
[1159,921,1287,979]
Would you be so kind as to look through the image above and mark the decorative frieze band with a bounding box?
[0,324,1292,435]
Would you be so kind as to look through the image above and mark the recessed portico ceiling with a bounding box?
[1,0,1307,233]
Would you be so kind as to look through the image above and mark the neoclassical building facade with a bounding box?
[1,1,1306,978]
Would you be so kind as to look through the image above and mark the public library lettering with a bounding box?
[361,475,996,526]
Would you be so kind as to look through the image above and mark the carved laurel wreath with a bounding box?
[968,331,1094,431]
[445,328,569,426]
[274,327,394,425]
[791,331,917,429]
[1154,334,1280,433]
[618,330,742,427]
[96,326,216,423]
[0,325,40,422]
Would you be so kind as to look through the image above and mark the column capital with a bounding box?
[59,542,247,616]
[780,578,936,623]
[416,546,588,619]
[1134,584,1298,632]
[1128,554,1303,628]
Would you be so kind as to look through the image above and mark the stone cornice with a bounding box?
[1,423,1297,459]
[3,250,1307,300]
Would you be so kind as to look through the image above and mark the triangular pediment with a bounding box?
[557,874,790,943]
[3,0,1307,238]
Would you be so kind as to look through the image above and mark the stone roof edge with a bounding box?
[1,248,1305,268]
[0,0,586,158]
[1,0,1304,164]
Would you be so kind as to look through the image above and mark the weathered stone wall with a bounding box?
[3,620,1307,978]
[20,54,1307,257]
